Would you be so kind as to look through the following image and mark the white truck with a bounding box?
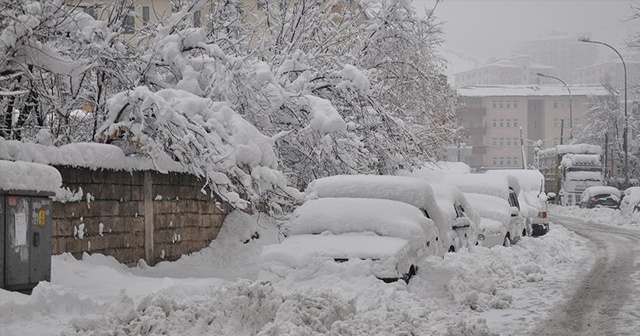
[536,144,604,206]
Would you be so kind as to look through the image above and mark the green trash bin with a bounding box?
[1,160,61,293]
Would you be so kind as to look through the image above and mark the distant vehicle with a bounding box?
[486,169,550,236]
[463,193,520,247]
[441,173,528,243]
[578,186,621,209]
[620,187,640,213]
[536,144,604,206]
[305,175,481,254]
[259,197,439,283]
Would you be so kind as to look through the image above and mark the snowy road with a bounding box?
[530,213,640,336]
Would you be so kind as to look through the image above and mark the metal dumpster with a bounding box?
[1,160,60,292]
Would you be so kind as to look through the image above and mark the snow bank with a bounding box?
[551,204,640,228]
[0,160,61,193]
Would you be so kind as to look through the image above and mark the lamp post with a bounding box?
[579,37,628,186]
[537,73,573,140]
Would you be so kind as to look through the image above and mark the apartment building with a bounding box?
[455,85,610,171]
[514,34,599,84]
[573,57,640,93]
[453,55,557,87]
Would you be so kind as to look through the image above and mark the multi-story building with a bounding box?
[455,84,610,171]
[514,33,599,84]
[453,55,556,87]
[573,57,640,95]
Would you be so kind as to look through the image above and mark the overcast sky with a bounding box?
[413,0,638,60]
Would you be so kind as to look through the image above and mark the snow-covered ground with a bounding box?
[3,205,638,335]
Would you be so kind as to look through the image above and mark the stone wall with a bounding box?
[52,166,230,265]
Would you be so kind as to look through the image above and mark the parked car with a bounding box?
[620,187,640,213]
[441,173,527,244]
[578,186,621,209]
[463,193,519,247]
[259,197,439,283]
[305,175,481,254]
[485,169,550,236]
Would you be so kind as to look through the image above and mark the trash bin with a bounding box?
[1,160,61,292]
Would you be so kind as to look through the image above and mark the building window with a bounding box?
[499,100,504,108]
[499,157,504,166]
[506,138,511,147]
[514,157,519,166]
[493,157,497,166]
[506,119,511,127]
[142,6,150,25]
[499,119,504,127]
[513,119,518,127]
[493,100,497,108]
[493,138,497,146]
[553,118,559,128]
[506,157,512,166]
[492,119,497,127]
[499,138,504,146]
[513,101,518,108]
[553,100,558,108]
[123,8,135,33]
[193,10,201,27]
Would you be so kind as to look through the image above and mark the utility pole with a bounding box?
[604,131,609,181]
[520,127,527,169]
[560,119,564,145]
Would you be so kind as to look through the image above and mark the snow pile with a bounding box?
[413,226,587,312]
[550,205,640,228]
[0,160,61,193]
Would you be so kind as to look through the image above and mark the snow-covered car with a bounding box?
[486,169,550,236]
[259,197,439,282]
[441,173,527,244]
[463,193,519,247]
[579,186,621,209]
[305,175,481,254]
[620,187,640,213]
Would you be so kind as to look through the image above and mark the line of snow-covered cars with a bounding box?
[259,169,551,283]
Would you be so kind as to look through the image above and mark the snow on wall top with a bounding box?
[457,84,610,97]
[0,160,62,193]
[0,138,185,172]
[286,197,436,251]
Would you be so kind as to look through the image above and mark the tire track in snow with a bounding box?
[529,214,640,336]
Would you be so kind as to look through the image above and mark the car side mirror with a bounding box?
[510,206,520,217]
[453,217,471,229]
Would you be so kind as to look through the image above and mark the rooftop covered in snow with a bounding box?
[457,84,610,97]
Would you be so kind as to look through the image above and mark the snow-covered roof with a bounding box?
[0,138,185,172]
[485,169,544,192]
[0,160,62,193]
[441,173,520,201]
[536,144,602,157]
[457,84,610,97]
[286,198,436,251]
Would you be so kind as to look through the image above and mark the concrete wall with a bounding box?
[52,166,230,265]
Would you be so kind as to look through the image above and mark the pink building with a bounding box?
[454,85,610,171]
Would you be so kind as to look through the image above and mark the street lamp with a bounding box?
[579,37,628,186]
[537,72,573,140]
